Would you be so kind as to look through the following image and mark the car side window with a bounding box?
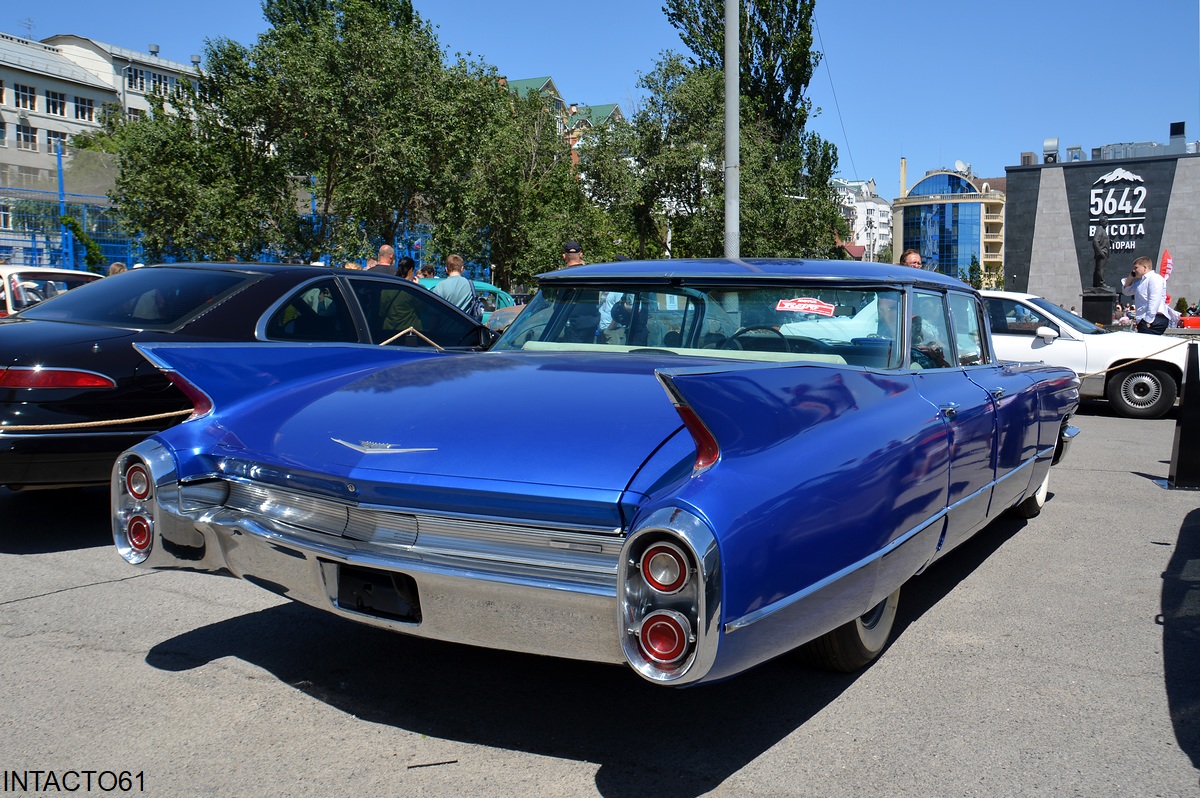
[266,278,358,342]
[910,291,954,369]
[350,277,480,348]
[947,292,989,366]
[989,298,1056,337]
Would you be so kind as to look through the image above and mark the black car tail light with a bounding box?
[0,367,116,389]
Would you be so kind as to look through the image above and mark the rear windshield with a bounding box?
[16,267,256,328]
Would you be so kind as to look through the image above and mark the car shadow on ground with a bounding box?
[143,512,1031,797]
[0,486,111,554]
[1162,508,1200,769]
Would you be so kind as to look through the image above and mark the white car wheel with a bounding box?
[1011,470,1049,519]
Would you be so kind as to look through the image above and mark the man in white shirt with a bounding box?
[1120,256,1169,335]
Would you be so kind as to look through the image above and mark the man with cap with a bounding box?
[561,241,584,268]
[555,241,599,342]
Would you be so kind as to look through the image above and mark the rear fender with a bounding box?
[653,363,951,627]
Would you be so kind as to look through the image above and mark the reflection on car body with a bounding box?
[112,259,1079,685]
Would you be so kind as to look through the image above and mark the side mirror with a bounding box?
[1035,326,1059,342]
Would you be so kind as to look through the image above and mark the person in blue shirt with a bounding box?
[432,254,475,314]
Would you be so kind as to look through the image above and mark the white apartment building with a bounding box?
[0,31,198,190]
[833,177,892,261]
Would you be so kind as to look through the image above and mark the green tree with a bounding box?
[961,254,983,288]
[578,52,846,260]
[876,242,893,264]
[655,0,845,256]
[663,0,820,145]
[422,66,590,288]
[253,0,444,259]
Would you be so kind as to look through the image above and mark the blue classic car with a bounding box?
[112,260,1079,685]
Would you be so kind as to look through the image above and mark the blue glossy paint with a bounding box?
[656,364,950,627]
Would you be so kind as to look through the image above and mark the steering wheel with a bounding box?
[718,325,788,350]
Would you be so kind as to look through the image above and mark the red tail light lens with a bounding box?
[0,367,116,389]
[127,516,153,553]
[673,404,719,475]
[638,610,692,664]
[125,464,152,500]
[640,543,689,594]
[165,372,214,419]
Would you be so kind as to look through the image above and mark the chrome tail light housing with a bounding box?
[113,453,156,564]
[619,508,721,684]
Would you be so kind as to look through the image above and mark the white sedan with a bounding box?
[981,290,1188,419]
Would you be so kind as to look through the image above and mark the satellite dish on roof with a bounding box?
[954,159,967,173]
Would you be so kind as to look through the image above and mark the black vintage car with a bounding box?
[0,263,490,489]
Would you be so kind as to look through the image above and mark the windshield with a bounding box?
[1027,297,1109,335]
[15,267,256,329]
[493,284,906,368]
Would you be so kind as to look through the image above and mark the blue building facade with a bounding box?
[894,169,1004,282]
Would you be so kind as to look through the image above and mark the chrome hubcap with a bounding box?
[1121,373,1161,408]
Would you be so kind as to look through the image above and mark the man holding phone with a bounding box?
[1120,255,1169,335]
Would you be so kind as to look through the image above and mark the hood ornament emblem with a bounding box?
[332,438,436,454]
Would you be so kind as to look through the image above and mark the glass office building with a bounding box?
[894,170,1003,280]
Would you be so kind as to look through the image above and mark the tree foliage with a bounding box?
[75,0,845,277]
[663,0,819,145]
[578,51,846,260]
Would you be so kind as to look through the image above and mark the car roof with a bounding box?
[0,265,102,278]
[979,289,1038,300]
[419,276,508,292]
[139,262,342,277]
[538,258,972,289]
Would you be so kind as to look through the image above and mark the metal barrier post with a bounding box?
[1168,340,1200,489]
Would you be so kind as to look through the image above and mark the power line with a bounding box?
[813,18,857,180]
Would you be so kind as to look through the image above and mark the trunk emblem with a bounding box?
[332,438,436,454]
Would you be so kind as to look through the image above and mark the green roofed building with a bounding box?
[500,75,623,160]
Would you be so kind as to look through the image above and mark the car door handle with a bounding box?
[939,402,959,421]
[991,387,1005,399]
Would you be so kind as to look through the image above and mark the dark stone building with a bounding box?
[1005,127,1200,315]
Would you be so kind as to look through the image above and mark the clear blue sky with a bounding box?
[10,1,1200,200]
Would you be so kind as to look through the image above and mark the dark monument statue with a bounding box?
[1082,215,1117,325]
[1092,216,1111,289]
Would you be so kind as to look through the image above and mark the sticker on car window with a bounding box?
[776,297,836,316]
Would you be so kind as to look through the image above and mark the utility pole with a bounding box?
[723,0,739,259]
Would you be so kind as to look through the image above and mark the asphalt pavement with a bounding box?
[1,399,1198,797]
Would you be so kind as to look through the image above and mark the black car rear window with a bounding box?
[15,267,257,328]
